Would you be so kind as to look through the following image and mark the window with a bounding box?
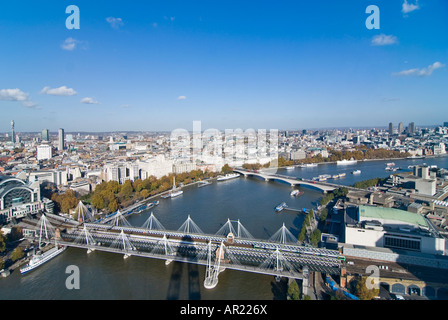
[384,235,421,251]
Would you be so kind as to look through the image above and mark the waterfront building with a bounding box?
[344,205,445,255]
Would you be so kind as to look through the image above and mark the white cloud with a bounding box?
[393,61,445,77]
[61,37,78,51]
[106,17,124,29]
[177,96,187,100]
[371,34,398,46]
[0,88,29,101]
[41,86,77,96]
[0,88,38,108]
[81,97,100,104]
[402,0,419,14]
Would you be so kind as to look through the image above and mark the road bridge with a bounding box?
[233,168,338,193]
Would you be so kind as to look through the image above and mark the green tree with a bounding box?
[119,180,134,200]
[11,247,25,262]
[310,229,322,247]
[221,164,233,174]
[353,277,380,300]
[0,231,6,253]
[288,280,301,300]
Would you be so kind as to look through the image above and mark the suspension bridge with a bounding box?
[22,202,344,289]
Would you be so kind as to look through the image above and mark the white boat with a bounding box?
[20,245,67,274]
[20,214,67,275]
[352,170,361,174]
[164,177,183,198]
[217,173,240,181]
[290,190,303,197]
[285,166,295,170]
[198,180,212,188]
[275,202,287,212]
[299,163,318,168]
[169,190,183,198]
[386,162,395,167]
[332,174,339,179]
[337,159,357,165]
[338,173,346,178]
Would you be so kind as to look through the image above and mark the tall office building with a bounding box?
[408,122,415,135]
[388,122,393,135]
[58,128,65,151]
[10,120,15,143]
[398,122,404,134]
[42,129,49,142]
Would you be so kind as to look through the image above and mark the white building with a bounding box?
[37,144,52,161]
[344,205,445,255]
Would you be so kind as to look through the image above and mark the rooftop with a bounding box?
[358,205,429,229]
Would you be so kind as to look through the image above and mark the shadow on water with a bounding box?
[270,277,288,300]
[165,235,201,300]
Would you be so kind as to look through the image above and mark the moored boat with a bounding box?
[217,173,240,181]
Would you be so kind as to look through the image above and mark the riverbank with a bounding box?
[276,154,448,169]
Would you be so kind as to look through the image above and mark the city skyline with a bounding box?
[1,1,447,132]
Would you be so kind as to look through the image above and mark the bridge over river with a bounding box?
[23,211,344,289]
[233,168,340,193]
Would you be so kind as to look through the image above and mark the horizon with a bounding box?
[0,122,443,136]
[1,1,447,132]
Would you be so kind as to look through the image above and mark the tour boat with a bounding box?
[217,173,240,181]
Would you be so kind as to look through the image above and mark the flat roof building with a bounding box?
[344,205,445,256]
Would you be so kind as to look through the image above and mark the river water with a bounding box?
[1,156,447,300]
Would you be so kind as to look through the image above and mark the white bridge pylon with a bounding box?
[178,215,203,235]
[75,200,91,223]
[269,223,298,245]
[111,210,132,228]
[142,212,165,231]
[110,230,136,259]
[37,214,56,246]
[203,240,242,289]
[151,234,177,265]
[259,247,297,279]
[74,225,97,254]
[215,219,254,239]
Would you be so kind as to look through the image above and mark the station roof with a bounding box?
[358,205,428,229]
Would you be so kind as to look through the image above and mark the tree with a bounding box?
[353,277,380,300]
[221,164,233,174]
[0,231,6,253]
[11,247,24,262]
[288,280,301,300]
[310,229,322,247]
[119,180,134,200]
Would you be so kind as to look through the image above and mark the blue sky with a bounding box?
[0,0,447,133]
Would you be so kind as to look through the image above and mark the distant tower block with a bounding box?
[11,120,15,143]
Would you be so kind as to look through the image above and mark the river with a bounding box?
[1,156,447,300]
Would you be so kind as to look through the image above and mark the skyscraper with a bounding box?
[42,129,49,142]
[398,122,404,134]
[388,122,393,135]
[408,122,415,135]
[10,120,15,143]
[58,128,65,151]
